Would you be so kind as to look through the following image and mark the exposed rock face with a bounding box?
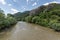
[29,5,46,16]
[29,3,60,16]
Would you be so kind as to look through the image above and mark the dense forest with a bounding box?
[13,3,60,31]
[0,9,17,32]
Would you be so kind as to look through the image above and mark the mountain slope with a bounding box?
[29,3,60,16]
[25,3,60,31]
[13,3,60,31]
[14,11,30,21]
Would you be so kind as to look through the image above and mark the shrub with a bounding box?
[48,20,60,31]
[32,16,39,23]
[51,23,60,31]
[39,19,48,26]
[25,16,33,23]
[7,17,17,25]
[0,9,17,31]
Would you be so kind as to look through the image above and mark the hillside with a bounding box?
[29,3,60,16]
[14,11,30,21]
[14,3,60,20]
[13,3,60,31]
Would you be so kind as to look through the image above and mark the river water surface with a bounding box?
[0,21,60,40]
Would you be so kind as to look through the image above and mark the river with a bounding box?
[0,21,60,40]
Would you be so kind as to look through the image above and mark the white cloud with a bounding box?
[26,0,29,5]
[32,2,37,6]
[43,1,60,5]
[8,4,12,6]
[21,6,27,10]
[11,8,19,14]
[0,0,6,5]
[43,3,49,5]
[13,0,16,2]
[27,0,29,2]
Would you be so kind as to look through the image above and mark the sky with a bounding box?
[0,0,60,14]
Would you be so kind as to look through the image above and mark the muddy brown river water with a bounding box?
[0,21,60,40]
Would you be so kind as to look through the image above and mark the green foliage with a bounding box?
[39,19,48,26]
[14,11,30,21]
[7,17,17,25]
[49,22,60,31]
[25,16,33,23]
[24,9,60,31]
[0,9,17,31]
[7,14,14,17]
[32,16,39,23]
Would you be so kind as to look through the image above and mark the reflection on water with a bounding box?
[0,21,60,40]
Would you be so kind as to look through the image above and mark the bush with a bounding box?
[7,17,17,25]
[38,19,48,26]
[32,16,39,23]
[48,20,60,31]
[25,16,33,23]
[48,20,57,28]
[50,15,59,20]
[0,17,17,30]
[50,23,60,31]
[2,20,10,28]
[0,9,17,31]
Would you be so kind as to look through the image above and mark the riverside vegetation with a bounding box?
[14,3,60,32]
[0,9,17,32]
